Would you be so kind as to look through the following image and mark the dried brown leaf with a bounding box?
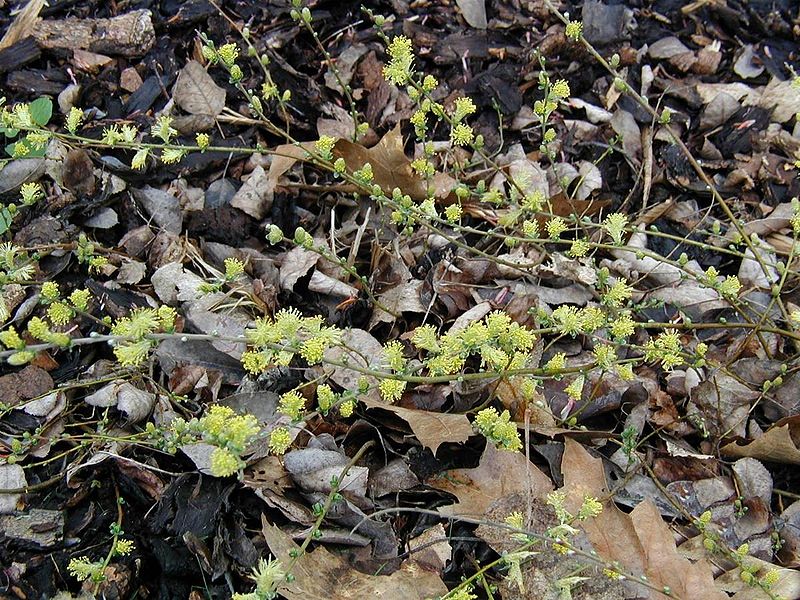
[629,500,726,600]
[689,372,759,438]
[756,77,800,123]
[131,186,182,234]
[716,555,800,599]
[408,523,451,573]
[0,508,64,548]
[368,280,425,329]
[494,379,555,426]
[0,365,53,407]
[307,270,358,298]
[721,416,800,465]
[261,518,447,599]
[455,0,487,28]
[334,126,456,201]
[561,439,645,575]
[283,447,368,497]
[430,442,553,518]
[562,439,727,599]
[84,381,156,424]
[173,61,225,116]
[360,397,473,455]
[323,328,383,403]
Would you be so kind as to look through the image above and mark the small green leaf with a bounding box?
[28,97,53,127]
[4,141,46,158]
[0,208,13,235]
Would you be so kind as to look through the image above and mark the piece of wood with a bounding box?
[31,9,155,58]
[0,37,41,74]
[124,75,168,115]
[6,67,68,95]
[0,0,46,50]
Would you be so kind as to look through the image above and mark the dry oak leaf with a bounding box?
[360,397,472,455]
[334,125,456,201]
[430,441,553,518]
[562,439,726,600]
[721,415,800,465]
[261,517,447,599]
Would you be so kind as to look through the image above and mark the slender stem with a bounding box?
[281,440,375,583]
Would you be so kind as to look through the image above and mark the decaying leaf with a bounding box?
[0,465,26,514]
[494,379,554,426]
[455,0,487,28]
[335,126,456,201]
[179,442,219,476]
[131,186,183,234]
[689,372,759,439]
[368,280,426,328]
[716,555,800,599]
[283,447,369,498]
[279,246,319,292]
[561,439,727,600]
[173,60,225,117]
[84,381,156,423]
[230,165,272,219]
[360,397,473,455]
[307,269,358,298]
[323,328,383,403]
[722,416,800,465]
[407,523,451,573]
[430,442,553,518]
[0,508,63,548]
[0,364,53,407]
[262,518,447,599]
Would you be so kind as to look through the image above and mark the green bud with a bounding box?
[7,350,35,365]
[267,224,284,245]
[294,226,308,245]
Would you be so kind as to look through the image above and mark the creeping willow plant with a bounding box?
[0,1,797,597]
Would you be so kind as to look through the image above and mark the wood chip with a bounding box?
[120,66,143,92]
[32,9,155,58]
